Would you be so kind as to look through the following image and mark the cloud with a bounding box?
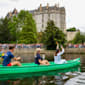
[9,0,19,2]
[0,2,9,7]
[78,27,85,32]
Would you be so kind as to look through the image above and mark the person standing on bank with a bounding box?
[54,43,67,64]
[35,48,50,65]
[2,46,21,66]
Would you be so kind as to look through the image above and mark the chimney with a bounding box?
[57,3,59,7]
[40,4,42,11]
[55,4,57,8]
[9,12,12,17]
[14,8,18,14]
[46,3,49,9]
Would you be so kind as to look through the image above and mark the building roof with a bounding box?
[29,5,65,14]
[12,8,18,14]
[38,6,65,11]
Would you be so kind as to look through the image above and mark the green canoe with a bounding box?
[0,58,80,80]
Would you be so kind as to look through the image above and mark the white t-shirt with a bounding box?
[54,49,66,64]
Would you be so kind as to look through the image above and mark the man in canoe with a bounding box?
[0,47,5,64]
[2,46,21,66]
[35,48,50,65]
[54,43,67,64]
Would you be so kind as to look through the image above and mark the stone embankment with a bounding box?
[14,48,85,71]
[14,48,85,54]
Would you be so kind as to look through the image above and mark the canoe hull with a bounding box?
[0,58,80,80]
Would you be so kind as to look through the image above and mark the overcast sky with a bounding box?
[0,0,85,31]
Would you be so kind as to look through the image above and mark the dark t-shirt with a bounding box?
[2,51,14,66]
[35,53,43,65]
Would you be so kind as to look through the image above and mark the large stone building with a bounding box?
[6,4,66,33]
[30,3,66,32]
[7,8,18,18]
[7,5,78,41]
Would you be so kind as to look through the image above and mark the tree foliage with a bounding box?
[41,20,66,50]
[0,18,11,43]
[8,16,18,42]
[17,10,37,44]
[71,32,85,44]
[0,10,37,44]
[67,27,76,31]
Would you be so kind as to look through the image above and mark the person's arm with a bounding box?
[56,43,59,49]
[38,59,43,64]
[37,54,43,64]
[13,57,21,61]
[57,45,64,56]
[10,53,21,61]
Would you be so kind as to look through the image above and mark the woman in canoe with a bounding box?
[35,48,50,65]
[2,46,21,66]
[54,43,67,64]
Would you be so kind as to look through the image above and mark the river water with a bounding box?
[0,53,84,85]
[0,72,81,85]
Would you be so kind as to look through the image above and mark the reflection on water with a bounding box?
[0,72,81,85]
[0,80,20,85]
[0,76,65,85]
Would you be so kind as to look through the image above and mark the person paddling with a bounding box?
[35,48,50,65]
[2,46,21,66]
[54,43,67,64]
[0,47,5,64]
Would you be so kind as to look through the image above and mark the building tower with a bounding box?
[29,3,66,32]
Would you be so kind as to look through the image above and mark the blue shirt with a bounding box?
[2,51,15,66]
[35,53,43,65]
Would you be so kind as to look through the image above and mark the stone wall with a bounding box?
[66,31,79,41]
[14,48,85,63]
[14,48,85,69]
[14,48,85,54]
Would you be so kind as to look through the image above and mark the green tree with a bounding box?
[67,27,76,31]
[0,18,11,43]
[8,16,18,42]
[8,10,37,44]
[41,20,66,50]
[18,10,37,44]
[72,32,85,44]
